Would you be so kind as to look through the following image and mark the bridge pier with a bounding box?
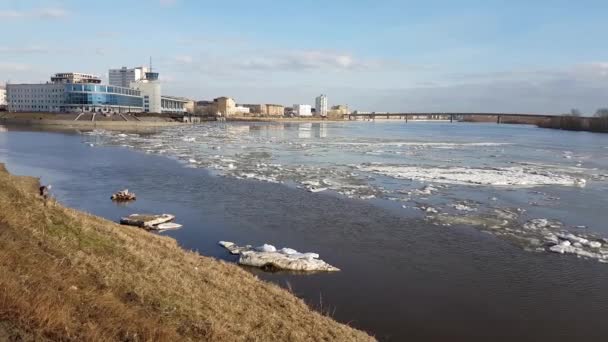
[450,114,453,123]
[497,115,501,124]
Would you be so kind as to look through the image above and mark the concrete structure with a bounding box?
[315,94,328,117]
[109,66,147,88]
[214,97,236,116]
[6,73,142,113]
[293,104,312,117]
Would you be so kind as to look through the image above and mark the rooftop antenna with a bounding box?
[149,56,153,72]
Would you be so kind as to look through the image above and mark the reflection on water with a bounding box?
[2,123,608,341]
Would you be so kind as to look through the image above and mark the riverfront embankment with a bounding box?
[0,163,374,341]
[0,112,185,131]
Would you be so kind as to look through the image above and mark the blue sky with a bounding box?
[1,0,607,113]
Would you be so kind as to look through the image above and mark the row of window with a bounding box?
[65,84,140,96]
[65,93,143,107]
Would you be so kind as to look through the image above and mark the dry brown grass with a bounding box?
[0,164,375,341]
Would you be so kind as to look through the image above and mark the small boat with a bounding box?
[111,189,136,201]
[120,213,175,229]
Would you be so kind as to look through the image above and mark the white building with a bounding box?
[109,66,147,88]
[293,104,312,117]
[6,73,143,113]
[130,70,161,113]
[161,95,190,114]
[233,106,251,114]
[0,86,6,107]
[315,94,328,117]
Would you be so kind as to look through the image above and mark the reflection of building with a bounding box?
[312,123,328,138]
[298,123,312,138]
[7,73,143,113]
[109,66,148,87]
[315,94,328,117]
[293,104,312,116]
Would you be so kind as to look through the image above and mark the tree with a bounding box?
[595,108,608,118]
[568,108,582,117]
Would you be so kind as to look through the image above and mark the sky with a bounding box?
[1,0,607,114]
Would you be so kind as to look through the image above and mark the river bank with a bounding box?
[0,112,186,131]
[0,162,373,341]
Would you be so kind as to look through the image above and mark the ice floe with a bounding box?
[359,165,585,187]
[218,241,340,272]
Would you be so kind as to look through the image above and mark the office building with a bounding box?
[293,104,312,116]
[7,73,143,113]
[315,94,328,117]
[109,66,148,87]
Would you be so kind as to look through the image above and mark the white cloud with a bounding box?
[0,7,69,19]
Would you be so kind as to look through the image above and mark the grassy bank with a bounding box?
[0,164,374,341]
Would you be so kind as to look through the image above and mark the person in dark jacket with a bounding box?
[39,184,52,204]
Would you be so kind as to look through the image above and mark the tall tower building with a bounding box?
[315,94,328,117]
[129,60,161,113]
[109,66,148,87]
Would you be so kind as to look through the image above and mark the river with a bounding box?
[1,121,608,341]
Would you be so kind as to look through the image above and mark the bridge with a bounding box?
[345,112,561,124]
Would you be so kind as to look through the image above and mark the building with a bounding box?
[50,72,101,84]
[6,73,143,113]
[240,103,284,116]
[293,104,312,117]
[0,86,6,109]
[109,66,148,88]
[161,96,190,114]
[213,97,236,116]
[265,104,284,116]
[184,100,195,114]
[233,106,250,114]
[329,104,350,116]
[315,94,328,117]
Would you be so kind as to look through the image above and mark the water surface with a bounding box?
[1,122,608,341]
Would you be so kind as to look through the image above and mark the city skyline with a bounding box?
[1,0,608,114]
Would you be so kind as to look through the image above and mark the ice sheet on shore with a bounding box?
[218,241,340,272]
[360,165,585,187]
